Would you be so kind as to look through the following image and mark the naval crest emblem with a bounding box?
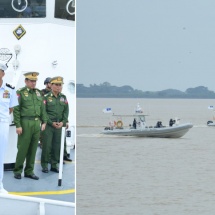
[13,25,26,40]
[3,90,10,98]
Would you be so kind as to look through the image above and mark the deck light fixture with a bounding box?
[12,59,19,70]
[14,45,21,57]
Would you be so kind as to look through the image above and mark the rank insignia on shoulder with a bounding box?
[36,90,41,97]
[6,83,15,89]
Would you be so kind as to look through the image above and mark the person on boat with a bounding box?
[13,72,47,180]
[41,77,52,96]
[133,118,137,129]
[169,119,175,127]
[41,76,69,173]
[0,64,18,194]
[156,121,163,128]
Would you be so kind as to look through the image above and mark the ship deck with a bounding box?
[3,146,75,203]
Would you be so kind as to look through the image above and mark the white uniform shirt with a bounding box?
[0,81,18,119]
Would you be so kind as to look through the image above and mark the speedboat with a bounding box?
[102,104,193,138]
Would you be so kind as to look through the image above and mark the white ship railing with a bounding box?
[0,194,75,215]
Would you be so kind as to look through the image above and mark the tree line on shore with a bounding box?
[77,82,215,98]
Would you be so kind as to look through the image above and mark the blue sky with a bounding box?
[77,0,215,91]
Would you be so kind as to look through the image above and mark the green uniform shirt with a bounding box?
[44,92,69,126]
[41,88,51,96]
[13,87,47,128]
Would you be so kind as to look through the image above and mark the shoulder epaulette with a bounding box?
[35,88,41,92]
[18,87,26,92]
[6,83,15,89]
[44,92,51,97]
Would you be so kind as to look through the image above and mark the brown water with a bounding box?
[76,98,215,215]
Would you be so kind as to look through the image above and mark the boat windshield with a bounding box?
[0,0,46,18]
[139,116,145,122]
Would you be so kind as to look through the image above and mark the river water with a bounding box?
[76,98,215,215]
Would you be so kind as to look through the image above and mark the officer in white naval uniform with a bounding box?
[0,64,18,194]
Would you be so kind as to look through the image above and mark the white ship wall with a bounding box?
[0,20,76,163]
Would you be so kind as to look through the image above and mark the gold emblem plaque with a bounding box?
[13,25,26,40]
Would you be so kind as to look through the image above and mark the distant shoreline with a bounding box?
[77,82,215,99]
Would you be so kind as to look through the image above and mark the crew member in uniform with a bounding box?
[41,76,69,173]
[13,72,47,180]
[41,77,51,96]
[0,64,18,194]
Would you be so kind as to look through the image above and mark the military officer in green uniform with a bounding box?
[41,76,69,173]
[13,72,47,180]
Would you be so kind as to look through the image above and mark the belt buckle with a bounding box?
[35,118,38,121]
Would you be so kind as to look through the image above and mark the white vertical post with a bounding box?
[58,127,65,186]
[38,202,45,215]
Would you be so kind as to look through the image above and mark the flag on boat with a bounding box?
[208,105,214,109]
[103,108,112,113]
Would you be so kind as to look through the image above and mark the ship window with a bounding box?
[0,0,46,18]
[55,0,75,21]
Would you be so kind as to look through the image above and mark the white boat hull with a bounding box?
[102,123,193,138]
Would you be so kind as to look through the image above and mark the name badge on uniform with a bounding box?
[60,97,65,102]
[48,97,52,102]
[3,90,10,98]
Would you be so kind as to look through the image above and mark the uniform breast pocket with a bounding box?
[22,96,33,106]
[36,97,42,105]
[59,102,66,111]
[47,101,55,107]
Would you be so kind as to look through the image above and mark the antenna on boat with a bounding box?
[11,0,28,13]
